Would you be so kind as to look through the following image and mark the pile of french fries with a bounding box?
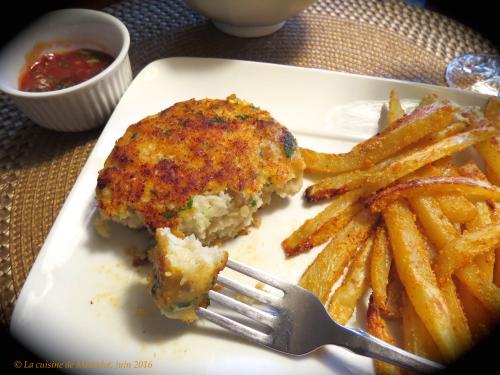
[283,90,500,371]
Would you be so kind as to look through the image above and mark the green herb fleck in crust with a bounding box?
[162,210,176,219]
[281,130,297,158]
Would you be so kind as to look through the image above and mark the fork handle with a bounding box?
[336,326,445,373]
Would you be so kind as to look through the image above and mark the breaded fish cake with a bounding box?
[96,95,304,244]
[149,228,227,322]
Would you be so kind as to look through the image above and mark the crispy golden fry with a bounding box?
[415,122,467,147]
[466,201,492,230]
[465,201,495,281]
[282,189,363,256]
[456,279,497,342]
[305,147,432,202]
[385,89,405,129]
[306,146,450,202]
[328,234,374,324]
[304,125,472,202]
[456,263,500,315]
[494,203,500,287]
[434,224,500,281]
[299,209,377,303]
[457,160,489,182]
[417,221,438,263]
[300,102,454,174]
[364,126,500,194]
[493,202,500,222]
[368,176,500,213]
[304,169,368,202]
[383,200,460,362]
[439,279,472,353]
[496,248,500,288]
[406,194,472,351]
[306,203,363,254]
[305,144,442,203]
[383,267,403,320]
[408,195,458,250]
[475,137,500,185]
[367,295,404,375]
[401,293,443,362]
[436,194,478,223]
[431,160,478,223]
[371,226,392,312]
[484,97,500,127]
[418,93,440,107]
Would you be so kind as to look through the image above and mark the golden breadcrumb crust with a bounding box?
[96,95,304,232]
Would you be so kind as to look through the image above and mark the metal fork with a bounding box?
[196,259,445,373]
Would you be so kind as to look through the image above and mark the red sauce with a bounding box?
[19,48,114,92]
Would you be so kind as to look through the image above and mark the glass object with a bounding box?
[445,54,500,96]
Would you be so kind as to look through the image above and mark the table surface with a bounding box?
[0,0,497,327]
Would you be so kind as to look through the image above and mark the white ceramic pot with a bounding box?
[0,9,132,132]
[186,0,316,37]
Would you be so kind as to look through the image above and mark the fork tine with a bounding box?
[226,259,291,291]
[217,275,282,307]
[196,307,271,346]
[208,290,276,327]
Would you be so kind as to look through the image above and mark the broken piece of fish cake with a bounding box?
[96,94,305,244]
[149,227,228,322]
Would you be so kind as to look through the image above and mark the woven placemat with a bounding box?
[0,0,497,325]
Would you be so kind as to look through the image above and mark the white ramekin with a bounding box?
[0,9,132,132]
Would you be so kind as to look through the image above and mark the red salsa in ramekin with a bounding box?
[19,48,114,92]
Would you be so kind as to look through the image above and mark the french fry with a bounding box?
[364,126,500,194]
[465,200,492,230]
[385,89,405,129]
[408,195,459,250]
[465,201,494,282]
[406,195,472,352]
[383,267,403,320]
[418,93,440,107]
[496,247,500,288]
[484,97,500,127]
[383,200,461,362]
[456,263,500,315]
[371,225,392,312]
[401,293,442,362]
[417,221,438,263]
[494,203,500,287]
[457,160,489,182]
[304,168,368,202]
[434,224,500,281]
[436,194,478,223]
[300,102,454,174]
[475,137,500,185]
[366,295,404,375]
[282,189,363,256]
[299,209,377,303]
[452,161,497,291]
[431,160,478,223]
[458,161,496,279]
[305,124,472,202]
[414,122,467,147]
[328,234,374,324]
[305,145,432,202]
[439,279,472,353]
[368,176,500,213]
[456,279,497,342]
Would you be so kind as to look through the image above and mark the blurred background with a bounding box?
[0,1,498,48]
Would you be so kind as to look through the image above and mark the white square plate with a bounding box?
[11,58,489,374]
